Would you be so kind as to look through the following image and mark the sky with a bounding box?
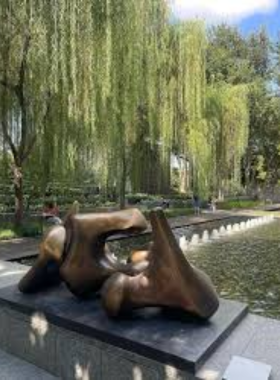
[171,0,280,39]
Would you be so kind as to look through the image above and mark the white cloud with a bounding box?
[171,0,278,22]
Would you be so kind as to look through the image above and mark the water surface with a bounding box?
[187,219,280,319]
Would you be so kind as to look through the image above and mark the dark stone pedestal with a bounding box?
[0,284,247,373]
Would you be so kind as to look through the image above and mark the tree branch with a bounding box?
[1,120,19,164]
[22,133,37,163]
[21,91,52,163]
[17,31,31,162]
[18,32,31,92]
[0,79,17,93]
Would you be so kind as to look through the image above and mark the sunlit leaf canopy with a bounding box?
[1,0,272,210]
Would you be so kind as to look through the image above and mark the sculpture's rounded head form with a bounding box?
[18,226,66,293]
[126,208,149,234]
[40,225,66,261]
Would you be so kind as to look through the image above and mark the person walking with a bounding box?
[193,194,201,215]
[42,200,62,225]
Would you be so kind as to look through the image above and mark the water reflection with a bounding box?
[211,229,219,239]
[226,225,232,233]
[190,234,200,245]
[202,230,209,243]
[187,219,280,319]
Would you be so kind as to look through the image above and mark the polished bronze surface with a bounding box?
[18,207,219,321]
[127,247,150,264]
[18,208,148,296]
[102,209,219,319]
[61,208,148,297]
[18,225,65,293]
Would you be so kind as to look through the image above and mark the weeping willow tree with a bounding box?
[25,0,110,187]
[0,0,111,222]
[44,0,173,205]
[170,21,211,197]
[0,0,54,225]
[206,83,249,198]
[0,0,250,221]
[0,0,174,220]
[130,20,210,196]
[130,0,172,195]
[169,21,249,198]
[102,0,151,206]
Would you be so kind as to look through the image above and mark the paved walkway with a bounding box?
[198,313,280,380]
[162,210,233,230]
[0,238,39,261]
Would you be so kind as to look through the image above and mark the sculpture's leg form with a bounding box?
[18,226,66,293]
[102,209,219,319]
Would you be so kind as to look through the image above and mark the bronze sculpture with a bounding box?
[18,208,219,320]
[18,208,148,296]
[102,209,219,319]
[60,209,148,297]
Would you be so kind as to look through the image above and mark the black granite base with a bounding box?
[0,284,247,373]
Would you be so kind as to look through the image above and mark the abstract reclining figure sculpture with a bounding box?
[18,209,148,296]
[18,208,219,320]
[102,209,219,318]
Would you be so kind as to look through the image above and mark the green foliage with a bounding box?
[255,155,267,181]
[247,27,271,79]
[206,83,249,196]
[0,227,17,240]
[143,207,193,219]
[0,222,41,240]
[218,199,265,210]
[246,80,280,186]
[172,21,210,197]
[0,1,279,208]
[206,24,252,84]
[19,223,41,237]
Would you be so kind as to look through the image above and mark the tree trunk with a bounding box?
[244,150,252,191]
[119,149,127,210]
[218,177,225,201]
[13,165,24,227]
[179,159,189,194]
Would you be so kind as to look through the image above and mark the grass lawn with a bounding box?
[217,199,265,210]
[0,222,42,241]
[142,207,194,219]
[0,228,18,240]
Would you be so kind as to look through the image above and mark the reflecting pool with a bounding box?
[108,215,249,257]
[186,219,280,319]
